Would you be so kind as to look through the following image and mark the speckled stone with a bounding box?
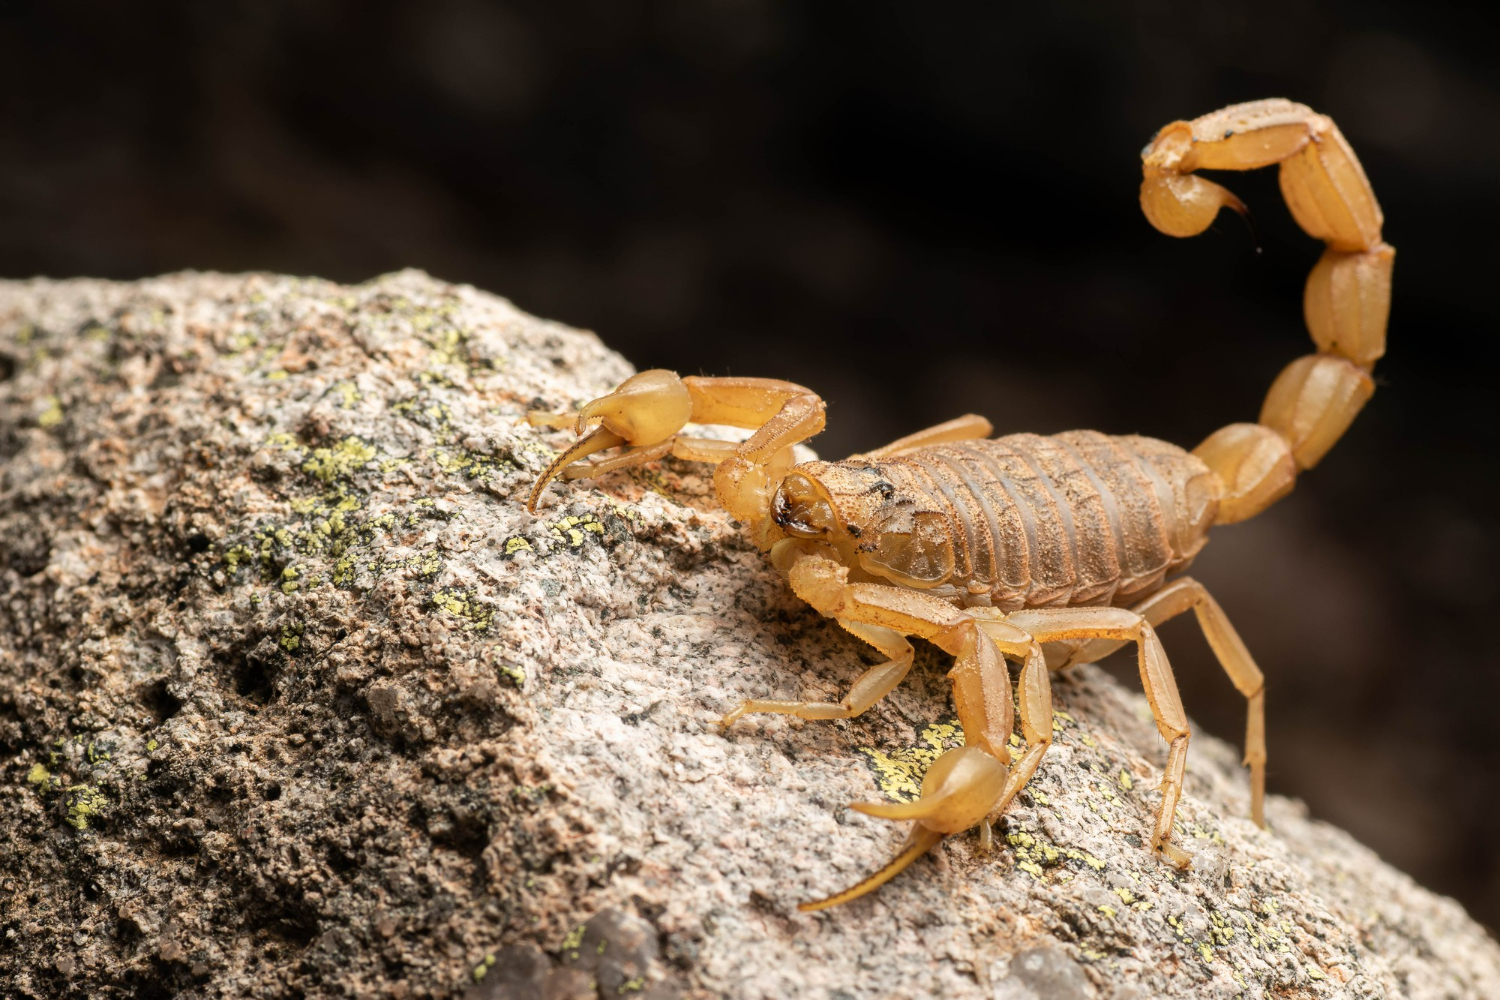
[1,271,1497,999]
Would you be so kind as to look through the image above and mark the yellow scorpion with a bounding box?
[526,99,1393,911]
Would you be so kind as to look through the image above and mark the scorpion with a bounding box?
[524,99,1393,911]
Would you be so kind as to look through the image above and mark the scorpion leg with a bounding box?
[778,553,1024,910]
[1061,577,1267,827]
[858,414,994,460]
[976,635,1054,829]
[719,621,914,726]
[1007,607,1194,867]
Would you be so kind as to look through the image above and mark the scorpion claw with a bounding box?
[851,747,1009,835]
[524,370,695,512]
[800,747,1009,910]
[526,426,626,511]
[799,826,945,912]
[570,369,693,446]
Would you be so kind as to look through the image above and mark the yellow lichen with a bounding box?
[302,436,378,484]
[38,395,64,428]
[857,719,963,802]
[224,544,254,573]
[560,923,586,959]
[333,381,363,408]
[64,784,107,830]
[431,589,494,631]
[547,514,606,549]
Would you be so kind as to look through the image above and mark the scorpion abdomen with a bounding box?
[874,431,1219,610]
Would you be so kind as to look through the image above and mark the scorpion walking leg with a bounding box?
[981,639,1055,828]
[719,621,914,726]
[858,414,994,459]
[1008,607,1194,867]
[1063,577,1267,826]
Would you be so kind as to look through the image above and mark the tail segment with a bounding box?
[1141,99,1394,525]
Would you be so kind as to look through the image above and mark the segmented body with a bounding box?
[857,432,1219,611]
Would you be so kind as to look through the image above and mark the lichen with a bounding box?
[431,589,494,631]
[858,718,963,802]
[548,513,606,550]
[302,435,380,484]
[279,621,305,652]
[63,784,108,830]
[560,923,586,961]
[37,394,64,428]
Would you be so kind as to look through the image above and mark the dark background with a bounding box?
[4,1,1498,928]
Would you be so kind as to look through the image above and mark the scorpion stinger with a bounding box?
[525,98,1392,908]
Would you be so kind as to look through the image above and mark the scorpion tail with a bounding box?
[797,826,945,912]
[1141,99,1393,525]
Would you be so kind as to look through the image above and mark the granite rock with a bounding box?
[1,271,1496,999]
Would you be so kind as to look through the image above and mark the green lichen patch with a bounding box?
[302,435,380,484]
[64,784,108,830]
[330,380,363,409]
[23,735,128,832]
[858,718,964,803]
[266,431,406,488]
[37,394,64,428]
[432,446,516,484]
[279,620,306,652]
[1005,827,1109,881]
[392,392,458,439]
[559,923,586,960]
[431,589,494,631]
[547,513,606,550]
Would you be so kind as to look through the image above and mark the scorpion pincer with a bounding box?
[524,99,1393,911]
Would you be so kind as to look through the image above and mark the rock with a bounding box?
[0,270,1496,999]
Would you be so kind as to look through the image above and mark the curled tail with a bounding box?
[1141,99,1394,524]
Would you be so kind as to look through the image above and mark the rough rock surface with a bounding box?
[0,271,1496,1000]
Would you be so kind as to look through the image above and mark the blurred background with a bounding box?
[3,1,1497,928]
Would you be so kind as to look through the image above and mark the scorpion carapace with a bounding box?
[525,99,1393,911]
